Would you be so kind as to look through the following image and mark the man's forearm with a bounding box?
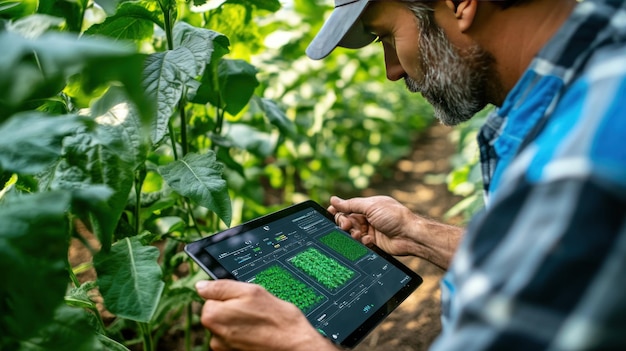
[408,217,464,270]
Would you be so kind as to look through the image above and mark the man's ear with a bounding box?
[445,0,478,32]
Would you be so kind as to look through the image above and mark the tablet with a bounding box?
[184,200,423,348]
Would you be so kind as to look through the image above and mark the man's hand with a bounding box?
[328,195,463,270]
[195,280,338,351]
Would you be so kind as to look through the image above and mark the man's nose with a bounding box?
[383,43,406,81]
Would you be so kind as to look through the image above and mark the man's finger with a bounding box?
[196,279,254,301]
[330,195,377,216]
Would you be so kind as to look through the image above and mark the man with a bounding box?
[195,0,626,350]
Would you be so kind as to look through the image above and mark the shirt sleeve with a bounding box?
[430,176,626,351]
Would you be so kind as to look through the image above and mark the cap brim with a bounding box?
[306,0,376,60]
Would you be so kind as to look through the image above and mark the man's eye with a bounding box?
[374,36,383,43]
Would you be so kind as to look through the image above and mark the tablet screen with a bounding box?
[185,200,422,348]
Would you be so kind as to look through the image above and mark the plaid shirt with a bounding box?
[433,0,626,350]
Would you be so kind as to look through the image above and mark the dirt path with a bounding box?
[343,123,463,351]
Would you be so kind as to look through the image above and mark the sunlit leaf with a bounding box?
[91,86,149,169]
[158,152,231,226]
[85,2,161,41]
[173,21,229,78]
[93,0,121,15]
[0,0,38,19]
[143,48,196,144]
[226,0,281,12]
[94,237,164,322]
[5,14,64,38]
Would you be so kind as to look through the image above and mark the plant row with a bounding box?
[290,248,355,291]
[253,265,324,312]
[320,231,368,261]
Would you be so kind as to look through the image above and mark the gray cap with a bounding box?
[306,0,377,60]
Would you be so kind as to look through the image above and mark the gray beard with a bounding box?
[404,13,494,126]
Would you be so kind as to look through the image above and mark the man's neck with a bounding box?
[473,0,578,105]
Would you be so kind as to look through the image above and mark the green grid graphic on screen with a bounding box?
[291,248,355,291]
[253,265,324,312]
[320,231,368,261]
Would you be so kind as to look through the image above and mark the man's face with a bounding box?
[361,1,496,126]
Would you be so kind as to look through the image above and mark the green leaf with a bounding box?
[94,237,164,323]
[38,0,83,32]
[219,59,258,115]
[19,305,105,351]
[191,59,258,116]
[143,48,197,144]
[0,0,38,19]
[96,334,131,351]
[253,96,296,138]
[40,120,135,251]
[217,146,244,177]
[0,112,87,174]
[158,152,231,226]
[173,21,229,79]
[5,14,64,38]
[226,124,275,157]
[0,191,71,345]
[93,0,121,15]
[226,0,281,12]
[85,2,161,41]
[0,31,152,123]
[142,24,229,144]
[151,287,200,327]
[65,281,98,311]
[91,86,149,169]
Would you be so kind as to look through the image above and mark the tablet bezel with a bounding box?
[184,200,423,348]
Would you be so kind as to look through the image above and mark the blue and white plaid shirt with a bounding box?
[433,0,626,350]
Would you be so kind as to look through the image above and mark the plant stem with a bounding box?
[68,259,81,288]
[185,303,192,351]
[161,2,175,51]
[134,165,147,235]
[139,322,154,351]
[185,199,203,238]
[214,105,224,135]
[168,122,179,160]
[179,99,189,156]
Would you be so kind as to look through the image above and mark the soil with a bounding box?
[343,123,463,351]
[68,123,463,351]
